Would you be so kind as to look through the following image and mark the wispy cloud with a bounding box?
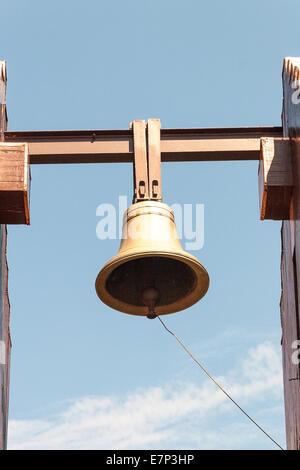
[8,341,285,450]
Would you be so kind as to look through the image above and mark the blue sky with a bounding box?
[1,0,298,449]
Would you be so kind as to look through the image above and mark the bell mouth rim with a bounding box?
[95,250,209,317]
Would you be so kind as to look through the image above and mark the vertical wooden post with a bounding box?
[280,57,300,450]
[0,61,11,450]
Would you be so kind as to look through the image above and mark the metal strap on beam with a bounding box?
[131,119,162,203]
[132,120,149,202]
[147,119,162,201]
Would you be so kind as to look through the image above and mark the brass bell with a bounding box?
[95,119,209,317]
[95,200,209,316]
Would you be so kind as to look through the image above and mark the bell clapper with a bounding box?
[146,309,157,320]
[141,287,159,319]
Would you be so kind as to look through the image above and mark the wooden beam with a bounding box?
[280,56,300,450]
[4,127,282,164]
[0,62,7,142]
[0,143,30,224]
[0,60,10,451]
[258,137,293,220]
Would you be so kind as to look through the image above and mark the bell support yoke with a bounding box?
[131,119,162,203]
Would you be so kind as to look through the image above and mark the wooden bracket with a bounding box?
[0,143,30,224]
[0,62,30,225]
[131,118,162,203]
[258,137,293,220]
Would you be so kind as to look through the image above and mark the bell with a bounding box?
[95,201,209,316]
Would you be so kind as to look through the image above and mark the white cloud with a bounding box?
[8,341,285,450]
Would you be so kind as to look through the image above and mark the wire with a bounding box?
[156,315,284,451]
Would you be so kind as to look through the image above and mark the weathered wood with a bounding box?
[4,127,283,164]
[0,143,30,225]
[0,62,7,143]
[280,56,300,450]
[258,138,293,220]
[0,60,10,451]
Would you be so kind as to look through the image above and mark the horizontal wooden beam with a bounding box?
[4,126,282,164]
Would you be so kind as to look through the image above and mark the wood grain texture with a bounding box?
[4,127,283,164]
[258,138,293,220]
[0,143,30,225]
[0,60,10,451]
[280,57,300,450]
